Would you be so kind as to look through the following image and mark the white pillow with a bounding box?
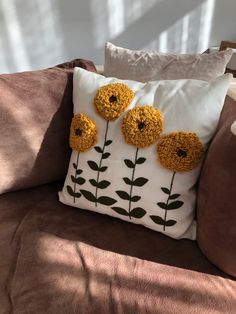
[104,42,233,82]
[59,68,232,240]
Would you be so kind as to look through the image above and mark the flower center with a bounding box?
[75,128,82,136]
[109,95,117,103]
[138,122,145,130]
[177,148,187,158]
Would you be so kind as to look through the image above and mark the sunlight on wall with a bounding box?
[0,0,30,72]
[145,0,215,53]
[107,0,125,39]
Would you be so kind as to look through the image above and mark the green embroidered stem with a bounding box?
[128,147,139,219]
[163,171,176,231]
[73,152,80,203]
[95,120,109,206]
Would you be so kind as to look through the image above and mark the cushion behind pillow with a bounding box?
[104,42,233,82]
[197,95,236,276]
[0,59,96,194]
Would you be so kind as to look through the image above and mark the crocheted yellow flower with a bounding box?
[157,131,204,172]
[94,83,134,121]
[121,106,163,148]
[70,113,97,152]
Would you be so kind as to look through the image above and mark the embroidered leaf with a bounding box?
[111,207,129,216]
[66,185,81,198]
[124,159,135,168]
[165,219,177,226]
[150,215,165,225]
[161,187,170,194]
[102,152,111,159]
[157,202,168,210]
[87,160,99,171]
[97,180,111,189]
[132,177,148,187]
[167,201,184,210]
[73,163,77,169]
[169,193,181,200]
[130,207,146,218]
[136,157,146,165]
[99,166,108,172]
[97,196,117,206]
[116,190,130,200]
[105,140,112,146]
[131,195,141,202]
[89,179,97,187]
[76,169,83,175]
[71,176,86,185]
[94,146,103,153]
[123,177,132,185]
[80,190,97,203]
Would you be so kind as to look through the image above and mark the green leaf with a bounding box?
[150,215,165,225]
[94,146,103,153]
[89,179,97,187]
[123,177,132,185]
[157,202,168,210]
[124,159,135,168]
[105,140,112,146]
[73,163,77,169]
[76,169,83,175]
[66,185,81,198]
[165,219,177,226]
[169,193,181,200]
[71,176,86,185]
[116,190,130,200]
[161,187,170,194]
[87,160,99,171]
[97,180,111,189]
[102,152,111,159]
[132,177,148,187]
[80,190,97,203]
[111,207,129,216]
[130,207,146,218]
[99,166,108,172]
[136,157,146,164]
[167,201,184,210]
[131,195,141,202]
[97,196,117,206]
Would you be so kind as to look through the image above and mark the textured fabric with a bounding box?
[0,59,96,194]
[0,182,235,313]
[59,68,231,240]
[104,42,233,82]
[197,96,236,277]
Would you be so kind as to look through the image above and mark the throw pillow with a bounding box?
[59,68,232,240]
[104,42,233,82]
[0,59,96,194]
[197,95,236,276]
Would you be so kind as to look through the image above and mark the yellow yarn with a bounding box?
[69,113,97,152]
[122,106,163,148]
[94,83,134,121]
[157,131,204,172]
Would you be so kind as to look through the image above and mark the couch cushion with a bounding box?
[0,59,96,194]
[104,42,233,82]
[1,183,235,313]
[197,95,236,277]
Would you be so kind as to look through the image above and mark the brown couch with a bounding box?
[0,62,235,314]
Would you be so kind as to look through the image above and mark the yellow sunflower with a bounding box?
[69,113,97,152]
[94,83,134,121]
[157,131,204,172]
[121,106,163,148]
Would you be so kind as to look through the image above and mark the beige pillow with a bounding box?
[104,42,233,82]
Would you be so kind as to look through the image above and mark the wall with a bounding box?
[0,0,235,73]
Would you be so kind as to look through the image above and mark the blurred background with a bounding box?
[0,0,235,73]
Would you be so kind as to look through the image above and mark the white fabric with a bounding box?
[104,42,233,82]
[59,68,232,240]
